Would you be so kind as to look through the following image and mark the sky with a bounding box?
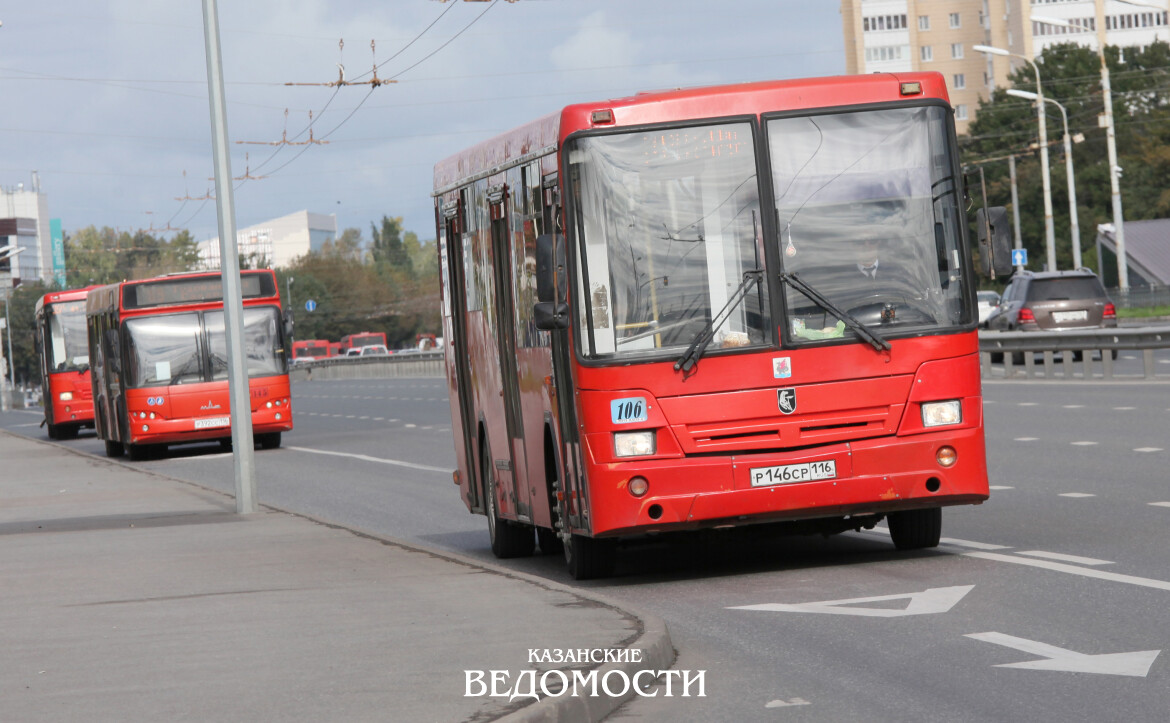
[1,0,846,249]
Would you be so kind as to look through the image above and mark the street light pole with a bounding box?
[976,44,1057,272]
[1007,89,1081,269]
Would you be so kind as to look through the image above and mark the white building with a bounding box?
[1,177,53,285]
[840,0,1170,133]
[197,210,338,269]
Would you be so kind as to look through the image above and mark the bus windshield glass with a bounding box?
[567,121,770,360]
[46,300,90,372]
[770,105,968,343]
[123,307,285,388]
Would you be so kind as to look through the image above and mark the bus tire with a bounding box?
[47,423,59,440]
[126,443,151,461]
[888,507,942,550]
[257,432,282,450]
[104,439,124,458]
[483,440,535,559]
[564,533,616,580]
[537,527,563,556]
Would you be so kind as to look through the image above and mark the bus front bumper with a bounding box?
[585,426,988,537]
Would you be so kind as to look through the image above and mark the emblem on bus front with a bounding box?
[777,388,797,415]
[201,401,222,411]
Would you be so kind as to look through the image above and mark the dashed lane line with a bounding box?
[1016,550,1113,566]
[1059,493,1096,498]
[965,551,1170,592]
[285,446,449,473]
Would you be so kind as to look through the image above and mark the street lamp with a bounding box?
[0,244,27,412]
[1006,89,1082,269]
[975,44,1058,272]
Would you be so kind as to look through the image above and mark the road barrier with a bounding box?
[289,352,444,381]
[979,326,1170,381]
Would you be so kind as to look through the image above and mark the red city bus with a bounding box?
[339,332,387,352]
[34,286,101,439]
[86,269,293,460]
[434,73,1007,579]
[292,339,332,360]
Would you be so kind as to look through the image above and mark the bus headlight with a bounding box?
[614,431,655,458]
[59,391,74,401]
[922,400,962,427]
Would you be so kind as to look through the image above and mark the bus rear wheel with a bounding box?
[483,441,535,559]
[888,507,942,550]
[257,432,282,450]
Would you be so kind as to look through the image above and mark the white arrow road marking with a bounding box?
[966,632,1160,677]
[728,585,973,617]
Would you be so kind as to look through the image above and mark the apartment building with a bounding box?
[841,0,1170,134]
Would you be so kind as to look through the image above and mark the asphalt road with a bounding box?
[3,367,1168,722]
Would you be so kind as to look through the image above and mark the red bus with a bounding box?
[292,339,332,360]
[339,332,387,352]
[34,286,101,439]
[434,73,1005,578]
[86,269,293,460]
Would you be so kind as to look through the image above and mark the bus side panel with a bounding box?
[516,346,554,529]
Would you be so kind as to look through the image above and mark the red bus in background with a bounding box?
[329,341,342,357]
[434,73,998,578]
[339,332,387,352]
[86,269,293,460]
[292,339,332,360]
[34,286,101,439]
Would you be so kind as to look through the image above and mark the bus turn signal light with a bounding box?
[628,477,649,498]
[936,446,957,467]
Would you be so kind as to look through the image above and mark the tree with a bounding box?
[962,40,1170,279]
[370,215,414,278]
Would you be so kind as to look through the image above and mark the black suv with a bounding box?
[986,269,1117,332]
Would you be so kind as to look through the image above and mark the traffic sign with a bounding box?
[1012,248,1028,266]
[305,299,317,312]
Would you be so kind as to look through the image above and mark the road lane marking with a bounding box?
[729,585,974,617]
[1134,447,1163,453]
[1059,493,1096,498]
[1018,403,1039,407]
[1016,550,1112,566]
[1113,406,1135,411]
[965,552,1170,592]
[941,537,1012,550]
[285,446,450,473]
[1062,405,1084,409]
[1150,502,1170,508]
[989,485,1014,490]
[965,632,1160,677]
[1070,441,1098,446]
[1014,437,1038,442]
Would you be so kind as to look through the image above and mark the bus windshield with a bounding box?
[771,105,968,343]
[567,121,770,360]
[123,307,285,388]
[46,300,90,372]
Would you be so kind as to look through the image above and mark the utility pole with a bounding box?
[1096,0,1129,289]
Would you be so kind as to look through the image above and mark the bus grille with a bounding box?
[676,404,902,454]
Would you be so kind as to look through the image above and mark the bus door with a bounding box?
[444,199,481,511]
[489,186,531,521]
[543,179,588,532]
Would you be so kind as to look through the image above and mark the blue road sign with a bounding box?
[305,299,317,312]
[1011,248,1028,266]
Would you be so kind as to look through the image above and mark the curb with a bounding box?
[2,428,676,722]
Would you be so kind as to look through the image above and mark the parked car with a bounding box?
[977,290,1001,326]
[358,344,390,356]
[986,269,1116,332]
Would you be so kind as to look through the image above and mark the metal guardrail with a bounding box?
[288,351,445,381]
[979,326,1170,381]
[1107,285,1170,309]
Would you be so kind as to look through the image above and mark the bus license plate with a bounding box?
[750,460,836,487]
[194,416,231,430]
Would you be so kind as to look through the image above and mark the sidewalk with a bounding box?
[0,430,672,722]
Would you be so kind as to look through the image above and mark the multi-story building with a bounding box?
[841,0,1170,133]
[197,210,338,270]
[1,177,56,286]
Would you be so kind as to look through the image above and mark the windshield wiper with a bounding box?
[780,272,891,352]
[675,269,763,376]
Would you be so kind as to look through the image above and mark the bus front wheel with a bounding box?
[888,507,942,550]
[563,533,616,580]
[483,440,535,559]
[104,439,124,458]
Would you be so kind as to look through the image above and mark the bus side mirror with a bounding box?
[534,301,569,330]
[535,233,566,304]
[976,206,1012,278]
[283,309,295,339]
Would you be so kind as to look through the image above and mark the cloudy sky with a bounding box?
[2,1,845,247]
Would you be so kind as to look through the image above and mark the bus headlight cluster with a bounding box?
[921,400,962,428]
[59,391,74,401]
[614,431,655,458]
[137,411,157,419]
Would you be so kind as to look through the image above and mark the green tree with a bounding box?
[370,215,413,277]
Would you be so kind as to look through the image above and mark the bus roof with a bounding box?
[433,72,949,196]
[35,285,102,314]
